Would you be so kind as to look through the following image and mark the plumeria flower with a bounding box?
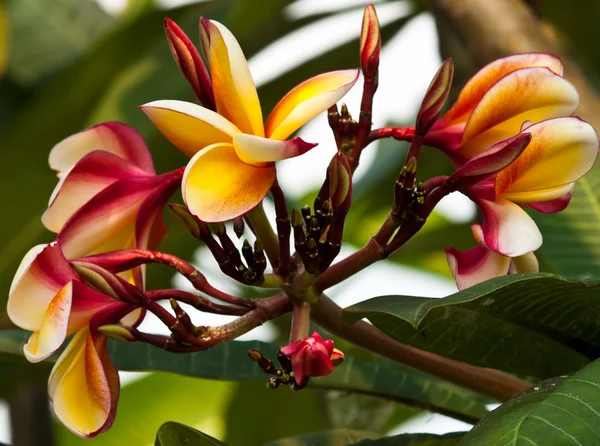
[425,53,580,160]
[445,117,599,289]
[280,332,344,385]
[141,19,358,222]
[7,242,140,437]
[43,122,182,284]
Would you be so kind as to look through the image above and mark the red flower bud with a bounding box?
[360,4,381,77]
[280,332,345,384]
[328,153,352,213]
[164,18,215,109]
[415,58,454,137]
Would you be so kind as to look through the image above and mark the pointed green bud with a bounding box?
[328,152,352,212]
[291,208,304,228]
[97,325,135,342]
[168,203,202,238]
[405,157,417,175]
[415,58,454,136]
[209,222,226,236]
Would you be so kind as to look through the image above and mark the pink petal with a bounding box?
[445,245,511,290]
[49,122,155,177]
[291,346,308,385]
[232,133,317,165]
[528,184,574,214]
[471,198,542,257]
[43,151,150,233]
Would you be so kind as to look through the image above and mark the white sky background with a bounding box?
[0,0,477,443]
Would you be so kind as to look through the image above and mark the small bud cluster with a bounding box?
[248,349,309,391]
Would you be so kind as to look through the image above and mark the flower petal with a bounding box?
[8,242,77,331]
[265,69,359,140]
[232,133,317,165]
[183,143,276,222]
[58,177,170,259]
[49,122,155,176]
[445,245,511,290]
[528,184,574,214]
[510,252,539,274]
[43,151,149,234]
[438,53,563,127]
[49,328,119,438]
[460,68,579,155]
[140,100,240,157]
[204,20,264,136]
[471,198,542,257]
[496,118,599,199]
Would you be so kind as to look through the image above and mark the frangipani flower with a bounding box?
[426,53,580,160]
[445,117,599,289]
[142,19,358,222]
[280,332,344,385]
[43,122,182,283]
[8,242,138,437]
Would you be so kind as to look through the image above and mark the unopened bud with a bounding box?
[360,4,381,77]
[331,348,345,367]
[97,325,136,342]
[291,208,304,228]
[71,261,140,304]
[405,157,417,175]
[198,17,212,64]
[233,217,245,238]
[415,58,454,136]
[328,153,352,212]
[164,18,215,109]
[209,222,226,236]
[169,203,202,238]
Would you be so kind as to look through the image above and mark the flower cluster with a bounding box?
[6,3,599,439]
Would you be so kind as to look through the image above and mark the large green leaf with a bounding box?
[0,330,489,422]
[156,422,227,446]
[343,274,600,378]
[355,432,465,445]
[460,358,600,445]
[265,429,380,446]
[6,0,115,85]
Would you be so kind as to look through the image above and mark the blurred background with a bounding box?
[0,0,598,444]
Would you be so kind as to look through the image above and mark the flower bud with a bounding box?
[164,18,215,109]
[97,325,136,342]
[328,153,352,213]
[70,261,141,305]
[415,58,454,137]
[168,203,202,238]
[280,332,344,385]
[360,4,381,77]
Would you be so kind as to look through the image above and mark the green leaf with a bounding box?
[156,422,227,446]
[343,274,600,378]
[460,358,600,445]
[6,0,115,85]
[265,429,380,446]
[533,175,600,276]
[0,330,490,422]
[354,432,465,445]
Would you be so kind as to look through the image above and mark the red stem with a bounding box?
[365,126,415,146]
[146,289,249,316]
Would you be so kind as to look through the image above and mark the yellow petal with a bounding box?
[49,328,119,438]
[265,69,359,140]
[439,53,563,127]
[183,143,276,222]
[141,99,240,157]
[206,20,264,136]
[496,117,599,200]
[460,67,579,156]
[233,133,316,165]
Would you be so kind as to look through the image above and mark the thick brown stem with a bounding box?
[312,294,531,401]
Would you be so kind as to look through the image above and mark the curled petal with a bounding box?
[183,143,276,222]
[528,184,574,214]
[265,69,359,140]
[49,122,155,177]
[496,118,599,200]
[471,198,542,257]
[461,68,579,155]
[232,133,317,165]
[141,100,240,157]
[49,328,119,438]
[204,20,264,136]
[437,53,563,128]
[304,344,335,378]
[445,245,511,290]
[510,252,539,274]
[58,176,176,259]
[291,345,308,385]
[43,152,149,233]
[8,242,77,331]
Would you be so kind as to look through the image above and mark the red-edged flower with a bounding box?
[280,332,344,385]
[43,121,182,284]
[8,242,141,437]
